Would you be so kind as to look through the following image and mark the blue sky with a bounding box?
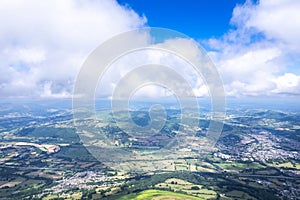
[0,0,299,99]
[118,0,247,39]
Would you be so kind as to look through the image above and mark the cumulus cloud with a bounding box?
[0,0,146,98]
[245,0,300,52]
[205,0,300,97]
[272,73,300,95]
[95,37,212,100]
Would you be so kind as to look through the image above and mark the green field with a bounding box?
[270,162,300,169]
[155,178,217,199]
[218,162,264,170]
[117,189,204,200]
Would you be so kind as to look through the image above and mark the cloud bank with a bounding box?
[0,0,146,98]
[206,0,300,96]
[0,0,299,99]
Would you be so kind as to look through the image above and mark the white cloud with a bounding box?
[245,0,300,52]
[272,73,300,95]
[0,0,146,98]
[219,48,281,83]
[17,48,46,64]
[41,82,71,98]
[205,0,300,97]
[95,37,211,100]
[132,85,170,99]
